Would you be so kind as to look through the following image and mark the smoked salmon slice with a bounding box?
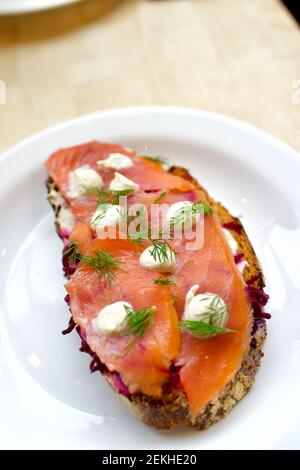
[70,222,94,245]
[66,239,180,396]
[169,215,252,418]
[45,141,195,198]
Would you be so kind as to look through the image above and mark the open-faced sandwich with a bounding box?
[45,142,270,430]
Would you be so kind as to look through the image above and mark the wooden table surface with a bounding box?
[0,0,300,152]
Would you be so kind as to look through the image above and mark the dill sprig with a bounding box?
[123,305,156,353]
[125,305,156,338]
[80,250,125,285]
[64,241,81,263]
[154,277,176,286]
[91,203,111,226]
[149,240,176,264]
[127,205,149,249]
[142,155,169,166]
[153,190,168,204]
[198,294,229,326]
[94,188,134,207]
[168,200,213,230]
[180,320,235,338]
[128,232,145,249]
[92,205,127,227]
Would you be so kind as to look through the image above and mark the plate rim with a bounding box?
[1,106,299,165]
[1,105,300,449]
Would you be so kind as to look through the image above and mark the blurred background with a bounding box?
[0,0,299,152]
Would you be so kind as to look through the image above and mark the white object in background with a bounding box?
[0,0,81,15]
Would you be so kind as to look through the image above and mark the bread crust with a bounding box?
[46,166,267,430]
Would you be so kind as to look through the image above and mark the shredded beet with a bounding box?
[62,317,76,335]
[222,221,243,234]
[60,228,70,238]
[62,247,79,277]
[168,364,182,389]
[75,325,107,374]
[89,356,103,373]
[59,228,71,248]
[62,252,77,277]
[144,189,161,193]
[110,372,131,397]
[62,317,131,395]
[244,272,270,345]
[234,253,244,264]
[246,274,264,286]
[247,285,269,306]
[247,285,271,321]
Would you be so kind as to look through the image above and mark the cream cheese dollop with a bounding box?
[109,172,139,191]
[91,204,125,238]
[183,284,229,328]
[139,244,177,273]
[97,153,133,170]
[57,206,76,232]
[92,301,132,337]
[222,228,248,273]
[166,201,199,228]
[67,165,103,198]
[222,228,238,253]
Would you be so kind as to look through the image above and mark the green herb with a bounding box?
[80,250,125,285]
[125,305,156,338]
[127,205,149,249]
[154,277,176,286]
[123,305,156,353]
[198,294,229,326]
[128,232,145,249]
[94,188,134,207]
[64,242,80,263]
[142,155,168,166]
[149,240,176,264]
[91,205,127,229]
[180,320,235,338]
[153,190,168,204]
[91,203,111,226]
[168,200,213,230]
[202,201,213,216]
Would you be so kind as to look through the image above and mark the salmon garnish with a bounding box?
[170,215,252,418]
[66,239,180,396]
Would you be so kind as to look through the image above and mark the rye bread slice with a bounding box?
[46,166,267,431]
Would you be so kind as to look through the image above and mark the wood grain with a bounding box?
[0,0,299,152]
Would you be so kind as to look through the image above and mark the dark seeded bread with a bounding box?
[46,166,267,431]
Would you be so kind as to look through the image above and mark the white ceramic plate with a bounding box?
[1,107,300,450]
[0,0,80,15]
